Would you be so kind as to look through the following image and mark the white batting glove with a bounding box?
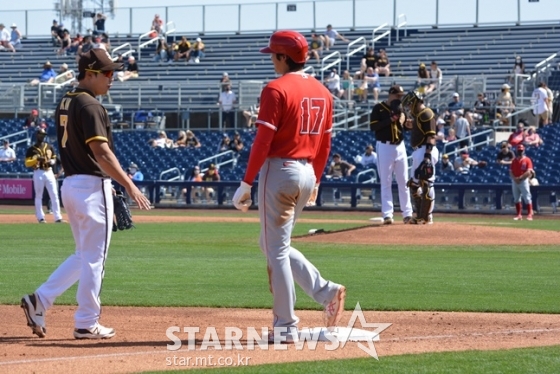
[306,184,320,207]
[232,181,252,212]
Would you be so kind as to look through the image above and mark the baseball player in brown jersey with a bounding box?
[401,90,439,224]
[21,48,151,340]
[25,128,64,223]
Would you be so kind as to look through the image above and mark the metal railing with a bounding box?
[0,130,31,151]
[37,70,77,108]
[320,51,342,81]
[395,14,407,43]
[371,23,391,52]
[111,42,135,59]
[442,128,496,159]
[159,167,183,181]
[346,37,367,72]
[197,150,236,172]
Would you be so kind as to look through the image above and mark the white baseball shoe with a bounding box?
[21,293,46,338]
[383,217,394,225]
[73,324,116,339]
[325,285,346,329]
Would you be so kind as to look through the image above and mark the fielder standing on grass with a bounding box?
[510,144,534,221]
[21,49,151,340]
[232,30,346,344]
[401,90,439,224]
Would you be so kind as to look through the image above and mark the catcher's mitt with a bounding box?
[477,160,488,168]
[113,190,134,231]
[414,154,434,180]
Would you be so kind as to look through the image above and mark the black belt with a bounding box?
[378,140,402,145]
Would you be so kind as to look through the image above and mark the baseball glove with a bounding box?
[390,99,403,116]
[113,190,134,231]
[414,154,434,180]
[477,161,488,168]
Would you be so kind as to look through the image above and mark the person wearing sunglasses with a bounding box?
[21,48,152,340]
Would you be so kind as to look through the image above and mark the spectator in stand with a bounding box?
[151,14,164,36]
[359,67,380,102]
[50,20,62,46]
[323,24,349,50]
[416,63,430,93]
[57,30,72,55]
[175,131,187,147]
[183,165,203,203]
[427,61,442,94]
[306,33,323,64]
[189,37,205,64]
[0,139,16,163]
[0,23,15,52]
[100,32,111,51]
[185,130,201,148]
[435,118,446,142]
[544,82,554,122]
[54,63,74,84]
[201,164,220,201]
[94,13,107,35]
[173,36,191,63]
[440,154,454,174]
[67,33,83,54]
[242,103,259,128]
[508,121,526,147]
[25,109,40,128]
[9,23,22,50]
[324,68,342,98]
[508,55,525,84]
[154,36,169,62]
[154,130,174,148]
[220,72,231,90]
[448,92,464,112]
[446,128,457,143]
[359,47,377,76]
[454,149,479,174]
[472,92,491,126]
[496,141,515,166]
[218,84,237,128]
[532,81,550,126]
[231,131,244,153]
[218,133,232,152]
[75,35,93,63]
[454,109,471,148]
[376,49,390,77]
[30,61,56,86]
[116,55,139,82]
[359,145,377,168]
[524,126,543,147]
[126,162,144,182]
[496,83,515,125]
[327,153,355,178]
[341,70,353,100]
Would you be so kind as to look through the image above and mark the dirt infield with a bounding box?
[1,210,559,373]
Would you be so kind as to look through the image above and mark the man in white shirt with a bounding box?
[323,24,348,50]
[218,84,237,128]
[324,69,341,98]
[360,144,377,168]
[0,140,16,162]
[532,82,549,126]
[0,23,16,52]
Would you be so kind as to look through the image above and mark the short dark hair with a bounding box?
[275,54,305,72]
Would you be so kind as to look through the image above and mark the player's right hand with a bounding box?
[233,182,252,212]
[306,184,319,207]
[127,185,151,210]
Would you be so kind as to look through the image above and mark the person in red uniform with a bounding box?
[232,30,346,344]
[510,144,534,220]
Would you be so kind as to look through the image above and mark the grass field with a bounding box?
[1,209,559,373]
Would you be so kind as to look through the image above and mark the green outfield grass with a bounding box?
[2,210,559,373]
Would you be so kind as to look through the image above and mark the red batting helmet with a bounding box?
[260,30,308,64]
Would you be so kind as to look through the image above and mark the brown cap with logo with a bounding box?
[78,48,123,74]
[388,85,405,96]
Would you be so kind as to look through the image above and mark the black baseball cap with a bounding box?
[388,85,405,95]
[78,48,123,74]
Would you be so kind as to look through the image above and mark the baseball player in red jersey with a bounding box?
[21,49,151,339]
[510,144,534,220]
[232,30,346,343]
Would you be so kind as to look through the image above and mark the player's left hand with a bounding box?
[233,182,252,212]
[306,184,319,207]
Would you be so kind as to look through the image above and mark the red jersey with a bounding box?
[243,72,333,184]
[510,155,533,177]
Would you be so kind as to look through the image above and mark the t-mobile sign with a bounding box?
[0,179,33,199]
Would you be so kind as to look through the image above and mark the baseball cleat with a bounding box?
[403,216,413,224]
[21,293,46,338]
[513,215,522,221]
[527,215,533,221]
[38,219,46,224]
[73,324,116,339]
[55,219,67,223]
[383,217,394,225]
[325,285,346,329]
[267,329,299,344]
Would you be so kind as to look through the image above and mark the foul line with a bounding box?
[1,327,560,366]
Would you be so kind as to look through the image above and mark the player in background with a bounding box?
[24,128,65,223]
[232,30,346,344]
[21,49,151,340]
[510,144,534,220]
[401,90,439,224]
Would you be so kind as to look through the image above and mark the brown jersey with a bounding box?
[25,142,56,170]
[55,88,114,177]
[410,107,436,148]
[370,101,403,144]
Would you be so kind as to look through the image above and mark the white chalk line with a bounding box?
[1,327,560,366]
